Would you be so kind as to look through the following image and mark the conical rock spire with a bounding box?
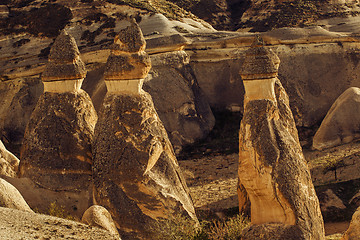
[42,30,86,82]
[240,36,280,80]
[104,21,151,85]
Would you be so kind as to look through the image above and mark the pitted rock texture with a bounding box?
[0,207,119,240]
[42,30,86,82]
[93,92,197,239]
[0,140,19,177]
[19,90,97,191]
[313,87,360,150]
[104,22,151,81]
[0,178,32,212]
[238,79,325,239]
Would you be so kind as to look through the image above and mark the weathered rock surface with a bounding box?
[2,176,90,219]
[238,41,324,239]
[313,87,360,150]
[0,178,32,212]
[19,31,97,191]
[93,93,198,239]
[0,206,119,240]
[144,50,215,152]
[19,91,97,191]
[82,205,120,237]
[93,22,197,239]
[0,140,19,177]
[342,206,360,240]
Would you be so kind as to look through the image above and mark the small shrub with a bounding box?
[151,213,249,240]
[47,202,77,221]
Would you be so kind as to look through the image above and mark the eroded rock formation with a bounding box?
[0,178,32,212]
[238,37,324,239]
[19,30,97,191]
[144,50,215,153]
[342,206,360,240]
[0,140,19,177]
[92,21,197,239]
[82,205,120,237]
[313,87,360,150]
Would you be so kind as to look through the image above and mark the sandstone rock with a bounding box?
[82,205,120,237]
[19,32,97,191]
[238,38,324,239]
[341,206,360,240]
[93,23,197,239]
[0,140,19,177]
[313,87,360,150]
[144,50,215,152]
[0,207,119,240]
[0,178,32,212]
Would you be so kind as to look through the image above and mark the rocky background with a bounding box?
[2,0,360,239]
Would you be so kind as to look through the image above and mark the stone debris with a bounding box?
[238,37,325,239]
[93,21,198,239]
[0,207,119,240]
[19,31,97,192]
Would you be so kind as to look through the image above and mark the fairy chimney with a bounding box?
[92,21,197,239]
[19,31,97,192]
[238,37,325,240]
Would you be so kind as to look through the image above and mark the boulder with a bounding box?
[0,140,19,177]
[0,207,119,240]
[82,205,120,237]
[0,178,32,212]
[19,31,97,191]
[313,87,360,150]
[93,21,197,239]
[238,38,324,239]
[342,206,360,240]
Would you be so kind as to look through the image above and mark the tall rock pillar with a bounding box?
[238,37,325,240]
[19,30,97,192]
[92,21,197,239]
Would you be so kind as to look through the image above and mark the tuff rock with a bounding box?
[82,205,120,237]
[93,22,197,239]
[19,32,97,191]
[0,178,32,212]
[0,140,19,177]
[341,206,360,240]
[238,38,324,239]
[313,87,360,150]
